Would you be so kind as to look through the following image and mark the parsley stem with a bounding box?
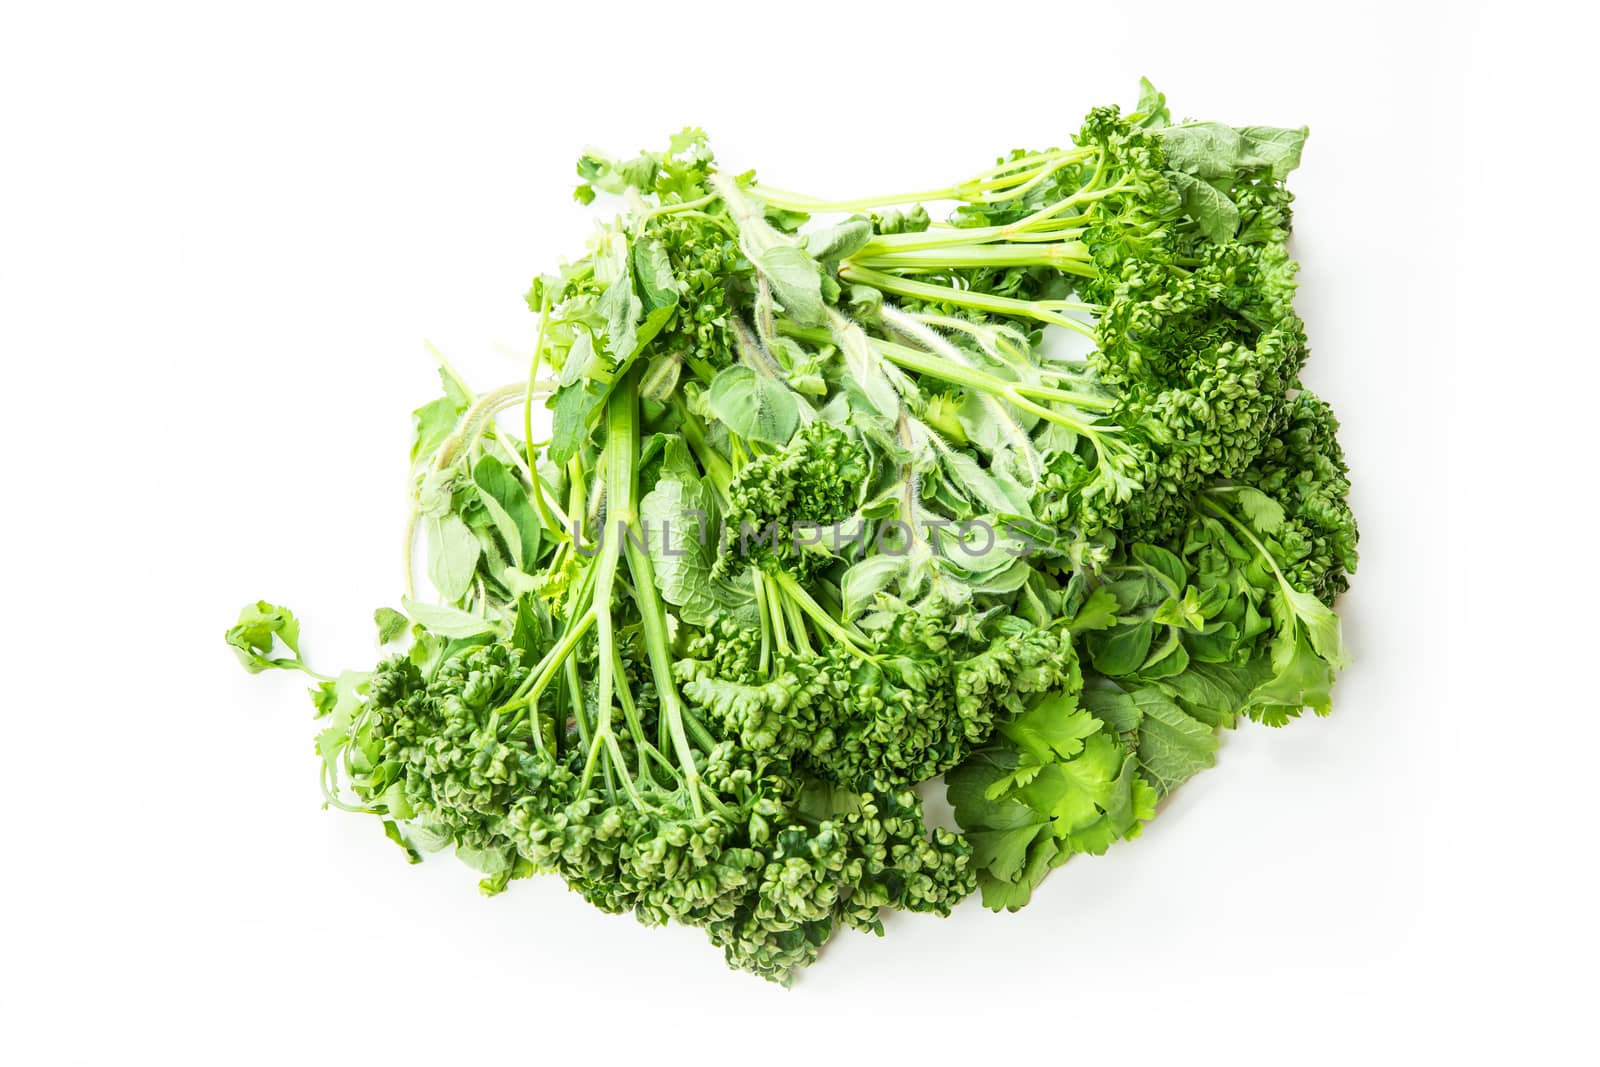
[771,571,872,658]
[748,147,1094,213]
[525,291,567,541]
[643,192,717,218]
[839,263,1097,337]
[623,532,706,819]
[752,565,772,675]
[857,216,1089,255]
[852,242,1092,271]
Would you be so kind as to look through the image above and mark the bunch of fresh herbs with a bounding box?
[229,81,1357,983]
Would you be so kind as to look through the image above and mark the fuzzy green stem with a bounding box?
[839,263,1096,337]
[525,292,566,541]
[747,146,1094,213]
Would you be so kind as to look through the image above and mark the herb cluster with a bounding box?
[229,81,1357,983]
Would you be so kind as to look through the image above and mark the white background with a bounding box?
[3,2,1595,1063]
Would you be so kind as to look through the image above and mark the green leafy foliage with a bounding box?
[228,82,1356,982]
[374,607,408,644]
[948,687,1157,910]
[226,601,310,674]
[707,365,800,446]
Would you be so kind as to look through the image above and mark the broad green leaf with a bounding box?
[1091,618,1154,676]
[713,174,827,326]
[409,396,461,468]
[1159,121,1307,182]
[1283,584,1349,668]
[1157,660,1261,728]
[1236,125,1309,179]
[624,305,676,362]
[404,823,453,853]
[556,331,599,387]
[587,305,679,417]
[548,381,603,466]
[831,314,901,418]
[1138,630,1190,679]
[707,364,800,446]
[1185,619,1242,663]
[382,820,423,863]
[841,554,907,619]
[594,231,642,359]
[751,244,825,325]
[640,352,682,403]
[961,557,1033,595]
[425,512,480,602]
[1250,631,1335,718]
[940,447,1035,519]
[1080,682,1144,733]
[1059,754,1158,856]
[632,235,683,311]
[399,596,503,639]
[1169,170,1240,242]
[977,835,1058,912]
[1134,687,1218,795]
[939,516,1027,576]
[802,217,873,262]
[472,454,541,569]
[436,365,472,412]
[1157,122,1245,179]
[510,595,547,661]
[1098,752,1149,836]
[1104,571,1166,612]
[946,753,1052,886]
[1132,76,1169,128]
[638,440,757,627]
[1152,586,1206,630]
[1018,733,1127,835]
[1132,543,1187,592]
[455,842,513,875]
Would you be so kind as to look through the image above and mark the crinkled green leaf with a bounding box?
[226,601,304,673]
[374,607,408,645]
[639,440,756,627]
[595,231,642,359]
[1133,687,1218,795]
[1169,170,1240,242]
[1236,125,1308,179]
